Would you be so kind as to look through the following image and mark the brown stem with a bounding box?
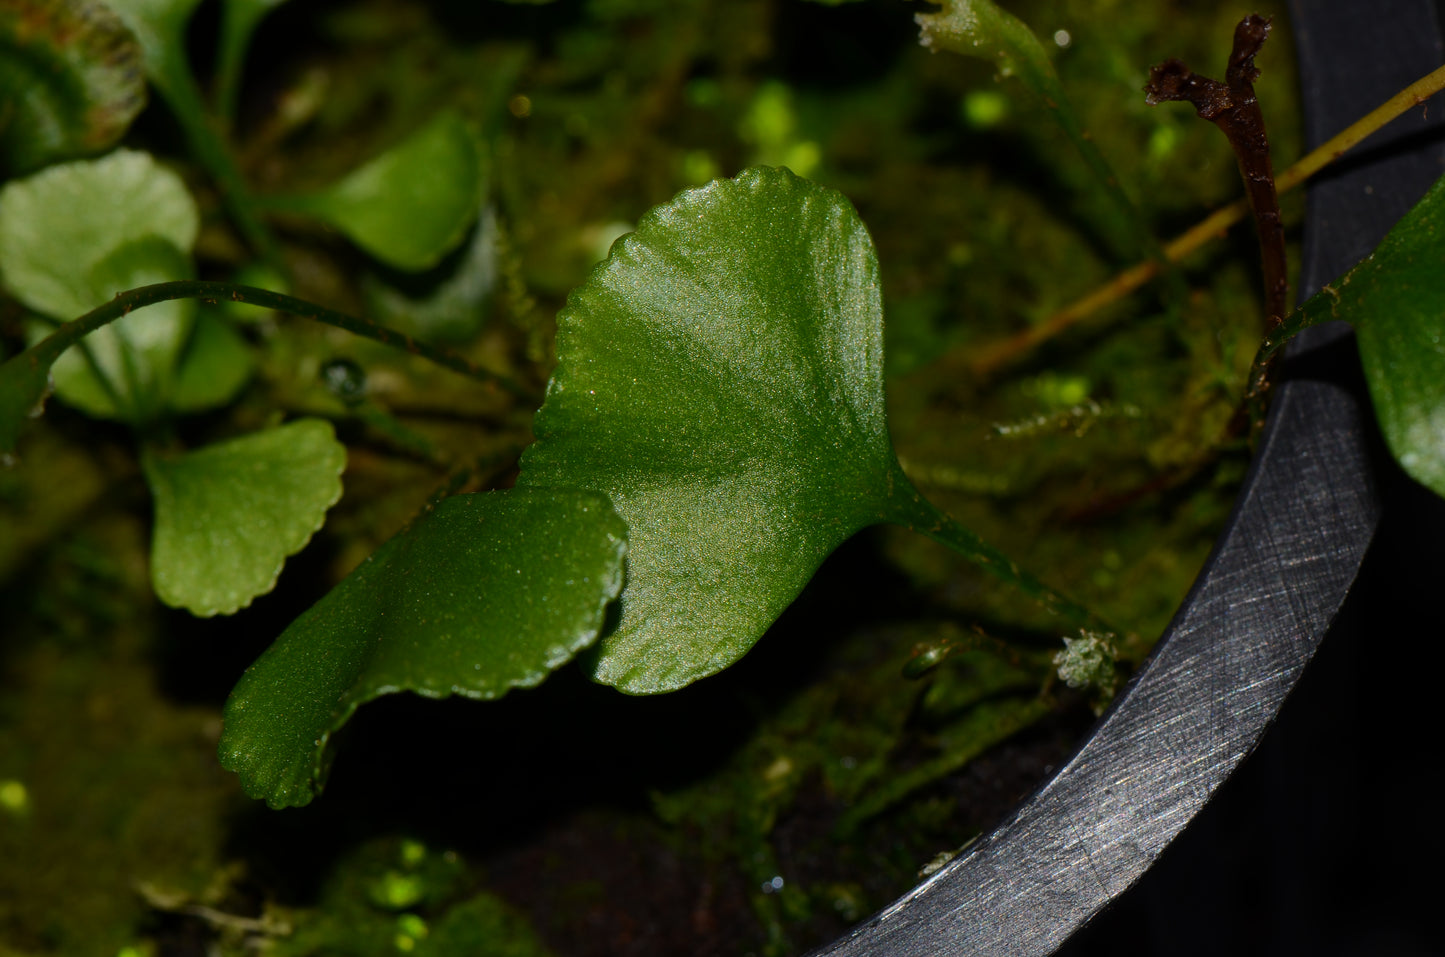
[1145,15,1287,333]
[964,61,1445,380]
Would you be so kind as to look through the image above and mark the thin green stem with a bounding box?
[1046,95,1173,271]
[352,402,451,467]
[1241,284,1326,438]
[915,0,1184,318]
[885,465,1113,636]
[150,45,282,267]
[26,281,537,401]
[833,695,1052,836]
[214,0,272,127]
[29,315,135,422]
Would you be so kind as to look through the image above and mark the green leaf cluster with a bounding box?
[0,0,500,619]
[0,149,347,617]
[5,7,1445,953]
[0,149,199,424]
[218,166,1103,807]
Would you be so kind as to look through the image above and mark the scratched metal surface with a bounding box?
[810,2,1443,954]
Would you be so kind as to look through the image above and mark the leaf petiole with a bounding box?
[885,466,1112,635]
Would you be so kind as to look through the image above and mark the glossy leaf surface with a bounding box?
[219,488,627,808]
[1294,172,1445,496]
[0,0,147,174]
[280,112,484,271]
[142,418,346,616]
[521,168,945,692]
[522,167,1096,693]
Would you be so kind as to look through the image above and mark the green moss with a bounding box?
[268,838,552,957]
[0,521,233,956]
[0,0,1307,953]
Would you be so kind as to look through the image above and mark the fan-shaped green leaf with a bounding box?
[0,0,147,175]
[218,488,627,808]
[519,167,1094,694]
[142,418,346,616]
[0,150,200,423]
[1293,172,1445,497]
[276,111,484,271]
[0,149,198,318]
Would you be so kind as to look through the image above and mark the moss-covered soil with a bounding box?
[1,1,1300,954]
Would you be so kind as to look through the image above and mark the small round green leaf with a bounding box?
[142,418,346,616]
[218,488,627,808]
[0,0,147,174]
[281,111,484,271]
[0,150,200,423]
[0,148,198,319]
[519,167,908,693]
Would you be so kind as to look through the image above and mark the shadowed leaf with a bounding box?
[218,488,626,808]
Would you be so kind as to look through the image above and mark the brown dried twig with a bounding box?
[963,38,1445,382]
[1145,15,1287,333]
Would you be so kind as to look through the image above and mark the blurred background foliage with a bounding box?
[0,0,1297,954]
